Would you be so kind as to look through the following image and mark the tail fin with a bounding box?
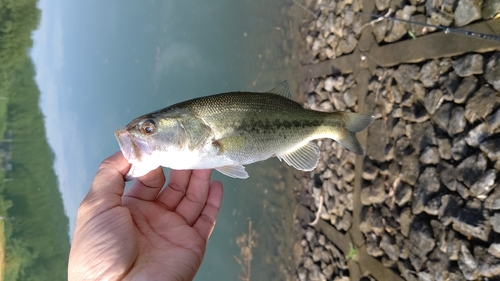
[336,112,374,155]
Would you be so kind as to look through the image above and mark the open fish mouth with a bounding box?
[115,129,153,162]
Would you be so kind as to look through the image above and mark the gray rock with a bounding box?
[373,19,390,43]
[448,106,467,135]
[419,146,440,165]
[483,0,500,19]
[433,102,453,131]
[487,108,500,132]
[480,135,500,161]
[394,137,414,163]
[438,161,457,191]
[452,206,490,241]
[393,64,420,93]
[390,118,407,140]
[385,6,417,42]
[412,167,441,214]
[375,0,391,10]
[395,180,412,207]
[437,138,452,160]
[366,232,384,257]
[441,229,460,261]
[458,243,479,280]
[439,194,463,226]
[322,264,334,280]
[485,52,500,91]
[457,181,470,200]
[410,121,437,153]
[454,0,483,27]
[312,246,322,262]
[324,76,344,92]
[420,60,439,88]
[380,233,399,261]
[402,102,429,123]
[362,158,379,181]
[452,53,484,77]
[443,70,460,96]
[343,85,358,108]
[456,153,487,188]
[423,89,442,114]
[454,75,478,104]
[359,206,383,234]
[465,123,490,147]
[485,185,500,210]
[469,169,496,198]
[451,137,469,161]
[366,119,388,162]
[491,213,500,233]
[361,177,386,205]
[409,220,436,271]
[426,246,451,281]
[336,33,357,56]
[400,153,419,185]
[365,92,382,119]
[465,85,500,123]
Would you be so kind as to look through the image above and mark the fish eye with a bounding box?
[140,119,156,135]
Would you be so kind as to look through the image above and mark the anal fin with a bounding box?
[216,165,249,179]
[278,142,320,171]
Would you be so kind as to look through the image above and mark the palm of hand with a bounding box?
[68,153,223,281]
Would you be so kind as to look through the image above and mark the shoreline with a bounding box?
[292,0,500,280]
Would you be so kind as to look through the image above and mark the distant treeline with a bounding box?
[0,1,70,280]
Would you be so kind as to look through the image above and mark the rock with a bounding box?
[451,137,469,161]
[452,206,490,241]
[395,180,412,206]
[362,158,379,181]
[456,153,487,188]
[375,0,391,10]
[312,246,322,262]
[394,137,414,163]
[366,119,388,162]
[402,102,428,123]
[491,213,500,233]
[465,85,500,123]
[365,92,382,119]
[409,220,436,271]
[438,161,457,191]
[480,135,500,161]
[454,0,483,27]
[360,206,383,234]
[409,121,437,153]
[469,169,496,198]
[393,64,420,93]
[323,264,334,280]
[380,233,399,261]
[420,60,439,88]
[439,194,463,226]
[412,167,441,215]
[433,102,453,131]
[423,89,442,114]
[487,108,500,132]
[419,146,440,165]
[324,76,344,92]
[373,19,390,43]
[361,177,386,205]
[483,0,500,19]
[400,153,419,185]
[465,123,490,147]
[485,186,500,210]
[458,243,479,280]
[343,85,358,108]
[366,232,384,257]
[454,75,477,104]
[443,70,460,96]
[399,208,412,237]
[390,118,406,140]
[336,33,357,56]
[485,52,500,91]
[385,6,417,42]
[456,182,470,200]
[437,138,452,160]
[426,247,451,281]
[448,106,467,135]
[441,229,460,261]
[452,53,484,77]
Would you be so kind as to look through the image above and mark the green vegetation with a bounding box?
[0,0,71,280]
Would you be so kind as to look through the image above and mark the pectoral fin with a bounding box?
[278,142,320,171]
[216,165,249,179]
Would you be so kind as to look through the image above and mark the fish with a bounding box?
[115,81,374,179]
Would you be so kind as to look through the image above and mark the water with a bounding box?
[33,0,309,280]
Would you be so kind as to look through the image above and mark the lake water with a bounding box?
[34,0,311,280]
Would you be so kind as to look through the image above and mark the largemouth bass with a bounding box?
[115,81,374,179]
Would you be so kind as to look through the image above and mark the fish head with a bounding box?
[115,114,186,164]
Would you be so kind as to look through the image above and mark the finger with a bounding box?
[174,169,212,226]
[80,151,130,218]
[155,169,193,211]
[124,166,166,201]
[193,180,223,242]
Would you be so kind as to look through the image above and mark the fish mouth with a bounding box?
[115,129,153,162]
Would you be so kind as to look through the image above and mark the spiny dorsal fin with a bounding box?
[267,81,291,99]
[277,142,320,171]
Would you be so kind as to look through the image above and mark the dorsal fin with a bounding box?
[267,81,291,99]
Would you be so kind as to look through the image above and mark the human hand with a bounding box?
[68,152,223,281]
